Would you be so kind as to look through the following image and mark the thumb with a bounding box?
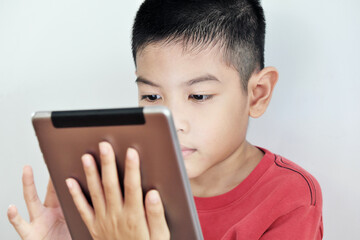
[7,204,30,239]
[44,179,60,208]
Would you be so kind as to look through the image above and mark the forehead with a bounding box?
[135,42,239,85]
[136,42,223,66]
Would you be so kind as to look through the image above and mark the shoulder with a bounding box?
[259,149,322,209]
[218,150,324,240]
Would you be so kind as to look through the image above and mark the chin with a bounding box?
[183,154,207,180]
[185,165,204,180]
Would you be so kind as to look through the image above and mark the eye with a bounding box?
[189,94,213,102]
[141,94,162,102]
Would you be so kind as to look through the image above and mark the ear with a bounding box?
[248,67,279,118]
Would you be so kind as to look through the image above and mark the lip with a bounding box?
[180,145,196,157]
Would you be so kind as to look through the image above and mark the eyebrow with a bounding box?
[135,77,161,87]
[186,74,220,86]
[135,74,221,87]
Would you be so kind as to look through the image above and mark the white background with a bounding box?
[1,0,359,239]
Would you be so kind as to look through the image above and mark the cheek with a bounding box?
[207,117,246,147]
[194,100,248,155]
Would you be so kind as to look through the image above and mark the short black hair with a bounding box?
[132,0,266,91]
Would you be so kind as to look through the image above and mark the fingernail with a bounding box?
[66,179,73,189]
[127,148,138,162]
[148,190,160,204]
[99,142,109,155]
[7,204,17,218]
[23,165,32,173]
[82,154,92,167]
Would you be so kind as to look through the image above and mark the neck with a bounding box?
[190,141,264,197]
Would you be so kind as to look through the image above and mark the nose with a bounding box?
[164,102,190,134]
[173,112,189,134]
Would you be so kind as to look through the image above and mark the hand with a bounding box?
[66,142,170,240]
[7,166,71,240]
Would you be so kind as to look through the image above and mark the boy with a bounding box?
[8,0,323,239]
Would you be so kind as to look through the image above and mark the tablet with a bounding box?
[32,106,203,240]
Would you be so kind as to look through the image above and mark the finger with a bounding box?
[66,178,95,228]
[123,148,143,211]
[81,154,106,216]
[44,178,60,208]
[145,190,170,240]
[7,204,31,238]
[22,165,43,221]
[99,142,122,212]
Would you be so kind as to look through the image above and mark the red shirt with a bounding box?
[194,148,323,240]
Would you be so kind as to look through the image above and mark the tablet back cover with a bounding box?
[32,106,203,240]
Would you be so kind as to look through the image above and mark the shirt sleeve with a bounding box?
[260,205,323,240]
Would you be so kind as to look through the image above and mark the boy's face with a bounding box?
[135,43,250,181]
